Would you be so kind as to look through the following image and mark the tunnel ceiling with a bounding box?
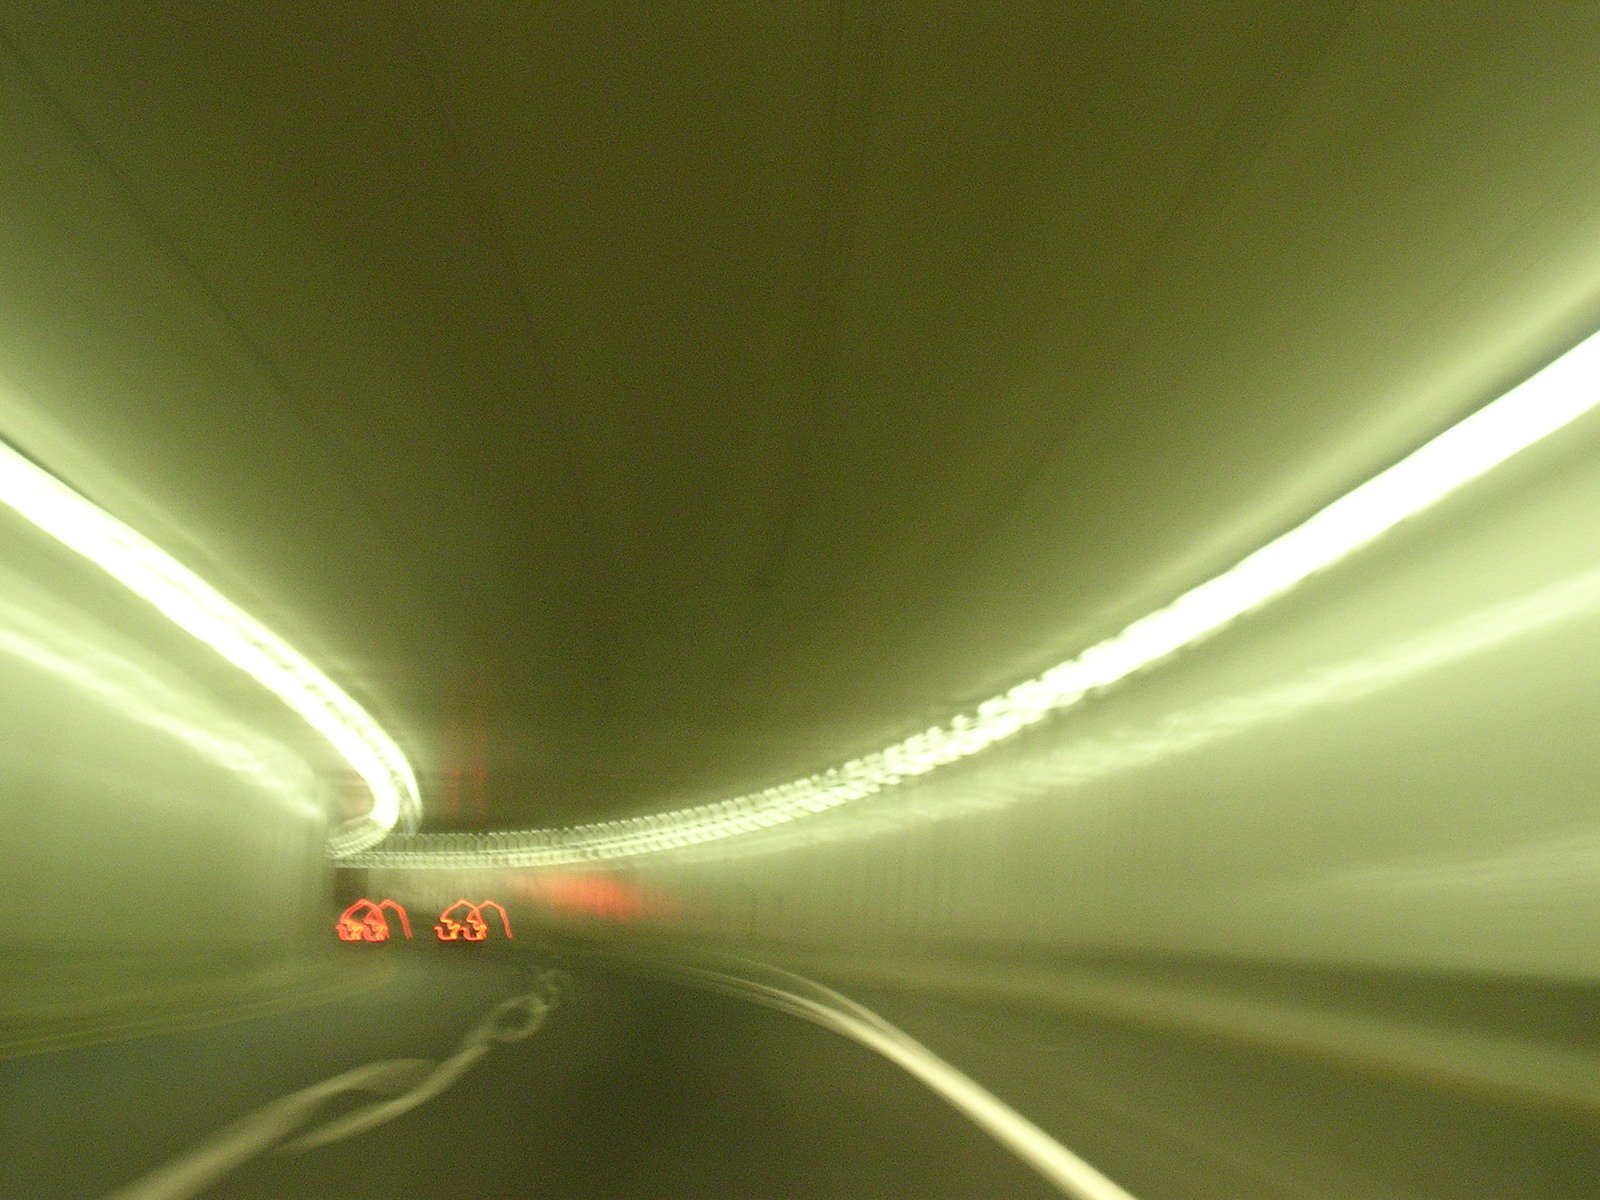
[3,4,1600,828]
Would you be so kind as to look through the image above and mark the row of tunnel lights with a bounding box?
[5,311,1600,867]
[353,317,1600,867]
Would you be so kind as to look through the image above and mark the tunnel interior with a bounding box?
[5,6,1600,1199]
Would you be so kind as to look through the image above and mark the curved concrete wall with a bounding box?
[449,399,1600,985]
[0,502,332,967]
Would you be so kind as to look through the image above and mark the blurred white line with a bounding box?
[679,960,1141,1200]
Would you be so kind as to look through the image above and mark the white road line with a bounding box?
[678,961,1141,1200]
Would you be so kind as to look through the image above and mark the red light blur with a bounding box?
[434,899,513,941]
[335,898,412,942]
[521,873,680,922]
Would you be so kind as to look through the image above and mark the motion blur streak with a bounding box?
[0,437,418,854]
[673,959,1142,1200]
[334,899,413,943]
[355,312,1600,869]
[724,557,1600,851]
[434,900,513,941]
[0,591,319,820]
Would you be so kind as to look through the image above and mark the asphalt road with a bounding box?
[4,947,1597,1199]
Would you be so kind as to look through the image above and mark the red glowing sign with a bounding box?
[434,899,513,942]
[335,898,413,942]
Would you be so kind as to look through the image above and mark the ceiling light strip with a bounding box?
[355,321,1600,869]
[0,439,419,855]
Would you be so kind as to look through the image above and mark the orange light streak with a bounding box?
[335,897,412,941]
[434,899,513,941]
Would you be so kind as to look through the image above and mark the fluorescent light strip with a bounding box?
[349,320,1600,870]
[0,440,419,855]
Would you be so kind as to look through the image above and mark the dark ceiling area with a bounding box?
[4,4,1600,829]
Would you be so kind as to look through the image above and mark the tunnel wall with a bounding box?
[530,398,1600,984]
[0,498,335,1024]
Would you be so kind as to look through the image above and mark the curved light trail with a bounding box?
[354,314,1600,868]
[0,437,419,855]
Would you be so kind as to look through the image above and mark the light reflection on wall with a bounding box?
[352,317,1600,869]
[0,578,323,821]
[0,437,418,854]
[518,873,680,923]
[682,559,1600,862]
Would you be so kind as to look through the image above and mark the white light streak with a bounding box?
[353,316,1600,869]
[0,440,419,854]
